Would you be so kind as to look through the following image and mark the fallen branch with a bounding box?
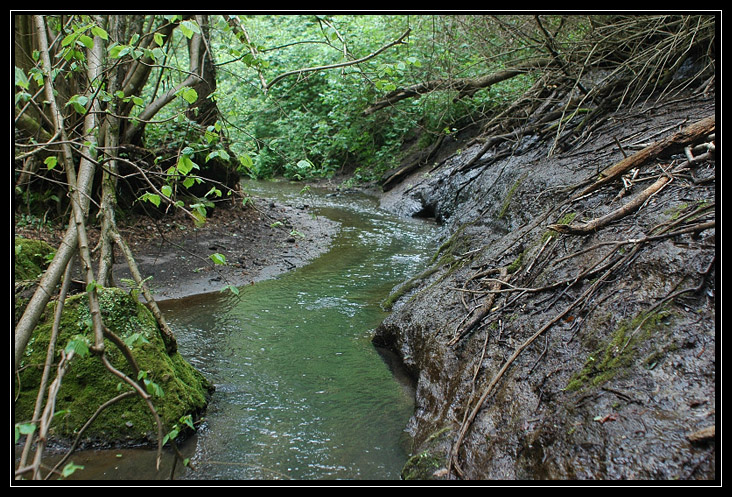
[449,267,508,346]
[549,173,671,235]
[449,254,621,477]
[111,229,178,354]
[575,115,714,198]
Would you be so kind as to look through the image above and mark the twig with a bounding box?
[449,267,508,346]
[449,258,619,476]
[267,29,410,92]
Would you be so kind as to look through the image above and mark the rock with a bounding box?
[376,92,716,480]
[14,288,213,448]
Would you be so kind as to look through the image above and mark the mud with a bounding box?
[374,90,717,480]
[111,195,339,301]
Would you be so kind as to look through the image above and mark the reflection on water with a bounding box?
[159,183,437,480]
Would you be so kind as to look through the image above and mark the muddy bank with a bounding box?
[112,193,339,301]
[374,90,716,480]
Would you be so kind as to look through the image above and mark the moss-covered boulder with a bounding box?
[14,237,56,322]
[15,287,213,447]
[14,236,55,281]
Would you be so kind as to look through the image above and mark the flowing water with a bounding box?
[24,181,437,481]
[160,182,438,480]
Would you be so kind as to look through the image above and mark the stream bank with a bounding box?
[373,89,716,480]
[111,182,341,301]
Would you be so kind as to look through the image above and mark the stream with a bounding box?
[48,181,438,481]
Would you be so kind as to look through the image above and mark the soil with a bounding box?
[110,196,340,301]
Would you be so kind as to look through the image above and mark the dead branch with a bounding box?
[549,173,672,235]
[363,58,552,116]
[449,252,622,477]
[266,28,411,93]
[449,267,508,346]
[111,229,178,354]
[575,115,714,198]
[16,263,74,473]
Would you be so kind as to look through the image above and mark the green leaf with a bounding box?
[144,378,164,398]
[154,32,165,47]
[15,422,36,443]
[65,335,90,358]
[180,87,198,105]
[163,426,179,445]
[66,94,89,115]
[205,186,222,198]
[61,462,85,479]
[191,208,207,227]
[220,284,240,295]
[239,154,254,169]
[209,253,226,265]
[180,414,195,430]
[61,33,77,47]
[44,156,58,170]
[296,159,313,171]
[180,20,201,39]
[123,332,150,349]
[14,67,29,90]
[176,155,198,175]
[139,192,161,207]
[161,185,173,197]
[108,44,124,58]
[91,25,108,40]
[79,35,94,50]
[85,279,101,293]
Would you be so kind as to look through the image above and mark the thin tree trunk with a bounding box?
[98,15,122,287]
[15,16,104,371]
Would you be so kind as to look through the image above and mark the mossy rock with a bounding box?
[14,237,55,282]
[401,427,453,480]
[15,287,213,447]
[14,236,56,322]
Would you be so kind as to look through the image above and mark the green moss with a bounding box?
[383,224,474,311]
[15,288,212,446]
[498,173,528,219]
[14,237,55,281]
[401,450,444,480]
[506,250,525,274]
[401,426,452,480]
[565,308,673,391]
[382,265,441,311]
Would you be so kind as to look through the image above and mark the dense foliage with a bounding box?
[212,15,545,181]
[133,15,554,183]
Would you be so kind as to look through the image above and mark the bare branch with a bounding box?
[362,57,552,116]
[264,28,411,93]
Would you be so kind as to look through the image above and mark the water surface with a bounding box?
[159,182,437,480]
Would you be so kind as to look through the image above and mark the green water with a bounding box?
[161,182,437,480]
